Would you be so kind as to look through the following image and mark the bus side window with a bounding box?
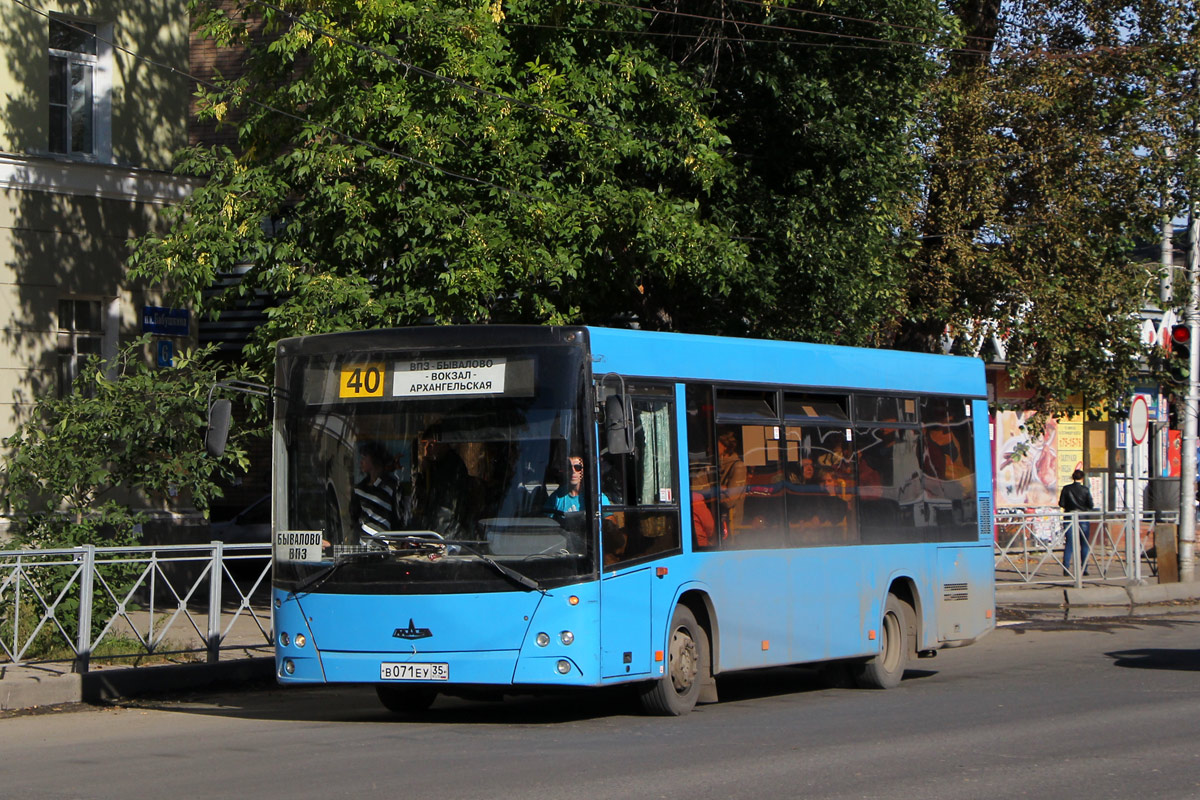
[685,384,721,551]
[600,392,681,566]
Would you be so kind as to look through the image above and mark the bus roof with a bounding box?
[275,325,986,399]
[584,327,986,398]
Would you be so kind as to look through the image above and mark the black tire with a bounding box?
[376,685,438,714]
[853,594,911,690]
[638,605,707,716]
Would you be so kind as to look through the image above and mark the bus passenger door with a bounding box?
[596,383,683,679]
[601,569,653,678]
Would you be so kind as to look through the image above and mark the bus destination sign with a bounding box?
[394,357,507,397]
[275,530,323,562]
[335,356,517,400]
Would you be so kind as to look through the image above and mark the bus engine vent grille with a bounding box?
[978,495,993,539]
[943,583,969,602]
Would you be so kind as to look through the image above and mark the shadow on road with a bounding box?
[119,664,937,724]
[1106,648,1200,671]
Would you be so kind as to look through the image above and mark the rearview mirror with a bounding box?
[605,394,634,455]
[205,398,232,457]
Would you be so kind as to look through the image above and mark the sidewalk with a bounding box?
[0,656,274,713]
[995,575,1200,609]
[5,579,1200,713]
[1,606,275,713]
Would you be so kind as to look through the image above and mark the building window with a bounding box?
[48,17,111,159]
[57,298,105,396]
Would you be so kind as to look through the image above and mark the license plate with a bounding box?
[380,662,449,681]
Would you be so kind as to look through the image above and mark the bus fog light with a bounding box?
[535,632,550,647]
[556,660,571,675]
[295,633,306,648]
[279,632,290,647]
[560,630,574,645]
[283,659,295,675]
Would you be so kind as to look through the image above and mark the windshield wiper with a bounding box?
[290,534,544,595]
[449,540,543,593]
[289,549,388,597]
[380,534,542,593]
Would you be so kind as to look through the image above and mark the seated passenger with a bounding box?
[351,440,399,547]
[412,425,469,537]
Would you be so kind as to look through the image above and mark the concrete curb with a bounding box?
[1065,586,1131,607]
[1,658,274,712]
[82,657,275,704]
[0,668,81,712]
[998,581,1200,609]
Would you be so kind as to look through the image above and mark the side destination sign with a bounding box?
[393,357,507,397]
[275,530,323,562]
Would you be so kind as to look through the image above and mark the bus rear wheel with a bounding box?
[639,605,707,716]
[376,685,438,714]
[853,594,911,690]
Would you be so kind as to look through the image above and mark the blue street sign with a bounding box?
[142,306,190,336]
[156,339,174,368]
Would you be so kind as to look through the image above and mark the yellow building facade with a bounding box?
[0,0,196,443]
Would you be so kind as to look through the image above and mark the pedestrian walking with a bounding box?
[1058,468,1094,576]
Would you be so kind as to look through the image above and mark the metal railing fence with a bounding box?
[0,542,272,672]
[994,508,1159,587]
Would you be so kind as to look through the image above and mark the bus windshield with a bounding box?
[273,341,595,593]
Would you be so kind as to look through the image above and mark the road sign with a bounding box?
[1130,394,1150,445]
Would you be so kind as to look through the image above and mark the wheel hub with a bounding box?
[669,627,698,693]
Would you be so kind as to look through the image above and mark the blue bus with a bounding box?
[269,326,994,715]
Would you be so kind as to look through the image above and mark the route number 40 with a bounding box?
[339,363,386,398]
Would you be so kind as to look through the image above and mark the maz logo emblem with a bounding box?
[393,619,433,640]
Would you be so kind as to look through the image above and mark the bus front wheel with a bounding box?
[639,605,707,716]
[853,594,911,690]
[376,685,438,715]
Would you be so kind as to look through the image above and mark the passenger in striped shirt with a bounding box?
[352,440,399,547]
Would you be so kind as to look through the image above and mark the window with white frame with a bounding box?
[57,298,106,396]
[48,16,111,159]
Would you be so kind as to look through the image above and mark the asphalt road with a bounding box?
[3,610,1200,800]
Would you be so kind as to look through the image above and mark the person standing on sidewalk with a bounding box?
[1059,469,1095,576]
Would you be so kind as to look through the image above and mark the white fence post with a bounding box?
[74,544,95,674]
[208,541,224,664]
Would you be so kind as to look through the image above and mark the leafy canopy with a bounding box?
[131,0,952,363]
[3,339,261,547]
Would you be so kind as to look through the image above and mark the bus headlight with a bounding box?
[295,633,306,648]
[279,632,290,647]
[535,632,550,647]
[283,659,295,675]
[559,631,574,646]
[556,660,572,675]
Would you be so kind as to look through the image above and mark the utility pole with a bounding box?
[1181,210,1199,582]
[1162,215,1174,303]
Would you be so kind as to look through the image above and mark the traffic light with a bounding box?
[1170,324,1191,383]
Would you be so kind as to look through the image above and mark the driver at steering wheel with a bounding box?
[544,455,612,519]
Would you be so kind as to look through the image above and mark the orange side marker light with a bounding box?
[868,630,877,641]
[761,640,770,651]
[654,651,664,662]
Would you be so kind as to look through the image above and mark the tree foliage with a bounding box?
[2,338,261,548]
[123,0,1200,421]
[911,0,1199,418]
[130,0,952,363]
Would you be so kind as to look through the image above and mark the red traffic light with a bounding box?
[1172,324,1190,347]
